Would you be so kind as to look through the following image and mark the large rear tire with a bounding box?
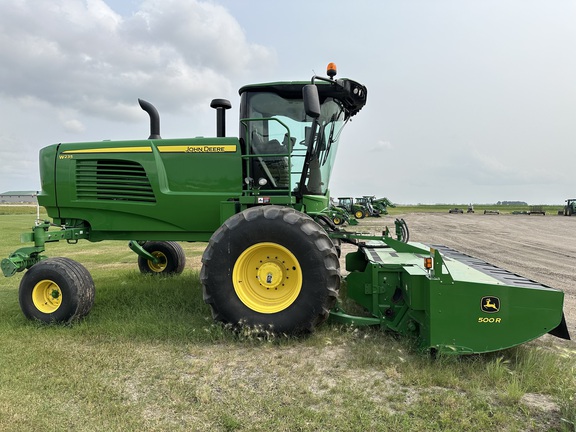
[19,257,95,323]
[201,206,340,334]
[137,241,186,275]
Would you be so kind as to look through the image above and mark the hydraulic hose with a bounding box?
[395,218,409,243]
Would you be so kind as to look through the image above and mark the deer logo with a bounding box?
[481,296,500,313]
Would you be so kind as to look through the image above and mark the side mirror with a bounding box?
[303,85,321,118]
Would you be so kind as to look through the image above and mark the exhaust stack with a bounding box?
[138,98,161,139]
[210,99,232,137]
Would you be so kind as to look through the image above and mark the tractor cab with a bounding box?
[238,65,366,200]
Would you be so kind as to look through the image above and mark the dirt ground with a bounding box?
[343,213,576,341]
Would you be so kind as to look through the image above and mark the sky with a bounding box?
[0,0,575,204]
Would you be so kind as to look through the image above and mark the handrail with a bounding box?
[240,118,294,197]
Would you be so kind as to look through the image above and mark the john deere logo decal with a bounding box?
[481,296,500,313]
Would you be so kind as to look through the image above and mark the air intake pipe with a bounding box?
[138,98,161,139]
[210,99,232,137]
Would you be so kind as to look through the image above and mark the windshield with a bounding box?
[241,90,347,195]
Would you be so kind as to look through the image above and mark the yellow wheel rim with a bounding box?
[32,280,62,314]
[355,210,363,218]
[333,217,341,225]
[147,251,167,272]
[233,242,302,314]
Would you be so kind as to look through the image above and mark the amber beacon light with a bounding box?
[327,62,337,79]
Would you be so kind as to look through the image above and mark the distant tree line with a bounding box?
[497,201,527,206]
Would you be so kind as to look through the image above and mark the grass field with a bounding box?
[0,206,574,431]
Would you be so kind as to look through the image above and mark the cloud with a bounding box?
[369,140,393,152]
[0,134,39,186]
[62,118,86,133]
[0,0,275,123]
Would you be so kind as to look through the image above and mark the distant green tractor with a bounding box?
[354,197,380,217]
[563,199,576,216]
[321,202,357,226]
[337,197,368,219]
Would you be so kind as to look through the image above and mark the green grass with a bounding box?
[0,204,40,215]
[0,207,575,431]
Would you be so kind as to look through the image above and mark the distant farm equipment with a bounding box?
[562,199,576,216]
[354,197,379,217]
[336,197,368,219]
[362,195,395,215]
[323,201,357,226]
[528,206,546,215]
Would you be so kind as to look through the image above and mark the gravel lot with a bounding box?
[346,213,576,340]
